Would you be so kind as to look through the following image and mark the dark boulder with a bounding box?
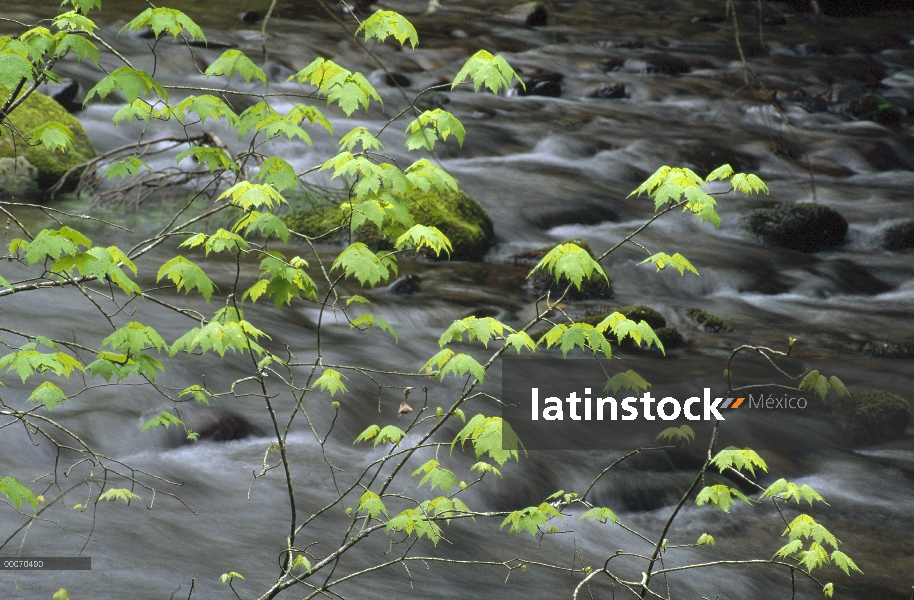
[848,93,904,128]
[388,274,421,295]
[239,10,263,23]
[882,220,914,251]
[37,78,80,112]
[746,203,848,252]
[830,389,911,445]
[644,54,691,75]
[590,83,626,99]
[505,2,548,26]
[516,72,563,97]
[383,72,412,88]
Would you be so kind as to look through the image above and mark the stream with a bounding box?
[1,0,913,598]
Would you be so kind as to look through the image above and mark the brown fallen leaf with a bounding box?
[398,401,413,417]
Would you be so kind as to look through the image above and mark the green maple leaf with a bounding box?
[451,414,521,466]
[395,224,452,257]
[452,50,521,94]
[175,95,239,127]
[101,322,169,356]
[711,447,768,476]
[121,8,205,40]
[85,67,167,104]
[98,488,141,503]
[339,126,383,152]
[695,484,751,513]
[580,507,618,524]
[603,370,651,393]
[0,476,39,511]
[53,11,97,33]
[232,211,290,242]
[27,121,73,152]
[505,331,536,353]
[312,369,348,397]
[357,491,388,518]
[501,503,562,536]
[356,10,419,48]
[331,243,395,286]
[28,381,68,410]
[0,51,35,89]
[405,109,465,151]
[528,242,608,291]
[350,314,398,343]
[56,33,100,62]
[411,460,458,493]
[156,256,215,301]
[405,159,458,193]
[219,181,286,210]
[175,146,237,173]
[205,49,266,83]
[255,157,298,192]
[141,411,183,432]
[638,252,699,275]
[64,0,101,12]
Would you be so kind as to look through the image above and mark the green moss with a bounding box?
[0,88,97,190]
[831,389,911,445]
[282,189,495,261]
[686,307,732,332]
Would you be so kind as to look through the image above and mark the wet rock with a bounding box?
[388,274,421,295]
[654,326,686,350]
[383,72,412,88]
[590,83,626,99]
[37,77,79,112]
[746,203,848,253]
[239,10,263,24]
[819,0,914,16]
[860,341,914,358]
[516,72,563,97]
[191,413,255,442]
[685,308,732,332]
[511,239,612,301]
[414,91,450,112]
[506,2,548,26]
[854,139,914,172]
[882,220,914,251]
[691,14,727,23]
[644,54,691,75]
[830,389,911,445]
[847,93,903,128]
[283,189,495,261]
[600,57,625,71]
[763,15,788,25]
[529,202,618,229]
[0,87,97,191]
[0,157,39,197]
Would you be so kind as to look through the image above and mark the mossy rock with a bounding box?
[0,156,38,197]
[745,203,847,253]
[282,189,495,261]
[0,88,97,190]
[881,220,914,251]
[847,93,903,128]
[685,307,732,332]
[512,239,613,301]
[830,389,911,445]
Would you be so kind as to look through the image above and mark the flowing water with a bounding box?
[1,0,913,598]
